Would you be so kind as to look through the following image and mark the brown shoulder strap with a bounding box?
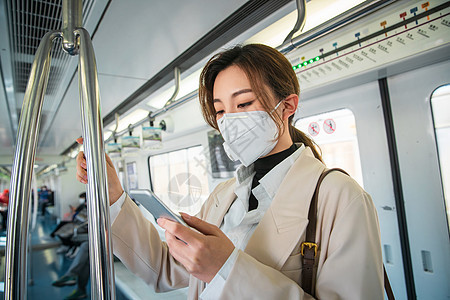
[301,168,395,299]
[384,265,395,300]
[302,168,348,296]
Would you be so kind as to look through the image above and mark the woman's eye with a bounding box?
[215,110,224,116]
[237,101,254,109]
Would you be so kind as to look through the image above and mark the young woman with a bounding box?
[76,44,384,299]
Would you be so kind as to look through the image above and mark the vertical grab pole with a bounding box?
[76,27,116,300]
[4,30,60,300]
[62,1,115,298]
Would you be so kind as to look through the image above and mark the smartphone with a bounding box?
[129,189,187,226]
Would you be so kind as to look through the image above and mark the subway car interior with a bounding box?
[0,0,449,299]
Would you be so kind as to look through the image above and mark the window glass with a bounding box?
[295,108,364,186]
[430,84,450,230]
[126,162,138,190]
[187,147,210,211]
[207,130,240,178]
[168,149,189,198]
[149,145,208,215]
[113,160,127,191]
[151,153,170,197]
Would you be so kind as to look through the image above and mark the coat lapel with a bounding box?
[205,178,237,227]
[245,147,326,270]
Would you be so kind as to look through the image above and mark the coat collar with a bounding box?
[205,147,326,271]
[245,147,326,270]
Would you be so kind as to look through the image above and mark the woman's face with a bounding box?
[213,65,265,120]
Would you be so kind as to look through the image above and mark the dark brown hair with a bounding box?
[199,43,322,161]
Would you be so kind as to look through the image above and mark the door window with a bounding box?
[430,84,450,230]
[295,108,364,186]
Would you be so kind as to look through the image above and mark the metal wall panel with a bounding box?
[387,60,450,299]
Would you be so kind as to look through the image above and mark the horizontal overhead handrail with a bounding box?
[277,0,392,54]
[104,90,198,144]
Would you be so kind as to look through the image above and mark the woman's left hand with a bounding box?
[157,213,235,283]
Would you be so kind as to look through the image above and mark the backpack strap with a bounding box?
[301,168,395,299]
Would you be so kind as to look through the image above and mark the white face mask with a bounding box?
[79,198,85,204]
[217,101,283,167]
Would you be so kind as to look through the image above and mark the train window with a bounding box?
[126,162,138,190]
[113,160,127,191]
[149,145,209,215]
[294,108,364,186]
[430,84,450,230]
[207,130,240,178]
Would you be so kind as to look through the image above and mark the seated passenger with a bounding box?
[38,185,52,216]
[76,44,384,299]
[51,192,87,236]
[0,189,9,230]
[51,193,88,255]
[52,240,89,300]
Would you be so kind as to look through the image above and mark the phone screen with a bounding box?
[129,189,187,226]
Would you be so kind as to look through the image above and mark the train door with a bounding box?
[387,61,450,299]
[296,81,409,299]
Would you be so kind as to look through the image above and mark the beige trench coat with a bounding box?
[111,147,384,299]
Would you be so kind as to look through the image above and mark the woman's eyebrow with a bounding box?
[213,88,253,103]
[231,88,252,98]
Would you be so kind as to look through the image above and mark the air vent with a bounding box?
[15,62,61,95]
[7,0,94,108]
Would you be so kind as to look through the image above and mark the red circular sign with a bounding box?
[308,122,320,136]
[323,119,336,134]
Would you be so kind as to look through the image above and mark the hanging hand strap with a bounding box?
[301,168,395,299]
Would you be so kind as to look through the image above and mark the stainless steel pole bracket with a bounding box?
[62,0,82,55]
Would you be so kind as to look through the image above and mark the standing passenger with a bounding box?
[76,44,384,299]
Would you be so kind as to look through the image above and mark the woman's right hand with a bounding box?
[75,137,124,205]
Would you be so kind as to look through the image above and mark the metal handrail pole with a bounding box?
[4,30,60,300]
[163,67,181,107]
[282,0,306,44]
[76,27,116,300]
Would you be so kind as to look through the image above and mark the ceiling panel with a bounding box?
[97,74,148,116]
[92,0,247,80]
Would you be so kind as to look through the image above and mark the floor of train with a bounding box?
[0,211,188,299]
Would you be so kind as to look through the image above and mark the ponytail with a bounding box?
[288,124,323,162]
